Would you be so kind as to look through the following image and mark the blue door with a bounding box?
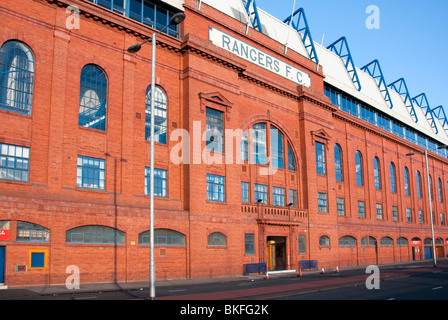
[424,246,432,260]
[0,247,5,283]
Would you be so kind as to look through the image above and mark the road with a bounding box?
[11,262,448,301]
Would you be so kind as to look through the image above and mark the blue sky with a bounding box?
[255,0,448,114]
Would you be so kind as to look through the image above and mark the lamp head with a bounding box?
[127,43,142,53]
[170,12,186,25]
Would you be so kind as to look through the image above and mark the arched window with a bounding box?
[416,171,422,198]
[139,228,185,246]
[355,151,363,186]
[78,64,107,131]
[404,166,410,196]
[270,125,284,169]
[287,142,296,171]
[397,237,408,246]
[319,235,330,247]
[207,232,227,246]
[146,85,168,144]
[253,123,267,165]
[0,40,34,115]
[390,162,396,193]
[374,157,381,189]
[339,235,356,247]
[361,236,377,247]
[334,144,343,182]
[66,225,125,244]
[16,221,49,242]
[380,236,393,246]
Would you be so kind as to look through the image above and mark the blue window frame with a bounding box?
[0,41,34,115]
[207,232,227,246]
[318,192,328,213]
[374,157,381,190]
[289,189,298,207]
[66,225,125,244]
[315,142,326,175]
[0,143,30,182]
[287,142,296,171]
[270,125,284,169]
[404,166,410,196]
[207,174,225,202]
[146,85,167,144]
[245,233,255,254]
[417,171,422,198]
[438,178,443,203]
[355,151,363,186]
[78,64,107,131]
[17,221,50,242]
[145,167,167,197]
[253,123,267,165]
[334,144,343,182]
[139,228,185,246]
[273,186,285,206]
[254,183,268,204]
[390,162,396,193]
[77,156,105,190]
[241,181,249,203]
[206,108,224,153]
[88,0,182,38]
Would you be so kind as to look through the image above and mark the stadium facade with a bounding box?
[1,0,448,287]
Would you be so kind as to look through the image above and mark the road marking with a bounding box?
[432,286,443,290]
[75,296,98,300]
[169,289,186,293]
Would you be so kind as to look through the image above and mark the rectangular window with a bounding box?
[376,203,383,220]
[315,142,326,175]
[406,208,412,223]
[145,167,167,197]
[419,210,424,224]
[289,189,298,207]
[254,183,268,204]
[273,187,285,206]
[207,174,225,202]
[298,235,306,254]
[358,201,365,218]
[0,143,30,182]
[206,108,224,153]
[241,182,249,203]
[317,192,328,213]
[337,197,345,216]
[245,233,255,255]
[76,156,105,190]
[441,213,445,226]
[392,206,398,221]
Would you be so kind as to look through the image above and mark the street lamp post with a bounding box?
[127,12,186,300]
[406,150,436,267]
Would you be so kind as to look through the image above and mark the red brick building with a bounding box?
[1,0,447,288]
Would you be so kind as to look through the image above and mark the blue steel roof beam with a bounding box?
[283,8,319,64]
[431,105,448,131]
[361,59,393,109]
[412,93,438,134]
[327,37,361,91]
[388,78,418,123]
[242,0,262,33]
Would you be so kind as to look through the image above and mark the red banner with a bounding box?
[0,230,10,241]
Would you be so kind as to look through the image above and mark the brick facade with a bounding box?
[0,0,447,288]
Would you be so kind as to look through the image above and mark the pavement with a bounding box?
[0,259,446,300]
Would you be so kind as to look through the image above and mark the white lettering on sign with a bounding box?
[209,27,311,88]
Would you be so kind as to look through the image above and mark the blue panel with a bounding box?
[0,247,4,283]
[412,93,438,134]
[361,60,393,109]
[388,78,418,123]
[283,8,319,64]
[431,105,448,131]
[327,37,361,91]
[31,252,45,268]
[242,0,262,32]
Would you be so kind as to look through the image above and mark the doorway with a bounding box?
[0,247,5,284]
[266,236,286,271]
